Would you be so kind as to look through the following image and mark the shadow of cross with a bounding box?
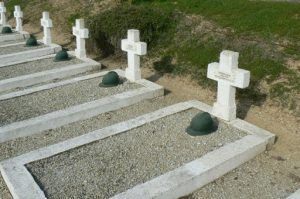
[0,2,7,26]
[72,19,89,58]
[40,11,53,45]
[207,50,250,121]
[121,29,147,82]
[14,6,23,32]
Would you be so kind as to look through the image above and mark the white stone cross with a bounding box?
[72,19,89,58]
[40,12,53,45]
[207,50,250,121]
[121,29,147,81]
[0,2,7,26]
[14,6,23,32]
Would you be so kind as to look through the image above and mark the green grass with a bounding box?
[133,0,300,40]
[127,0,300,113]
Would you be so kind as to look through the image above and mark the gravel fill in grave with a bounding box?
[0,57,84,80]
[0,77,141,126]
[0,42,45,55]
[0,96,181,161]
[26,108,248,199]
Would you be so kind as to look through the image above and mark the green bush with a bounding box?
[87,5,174,57]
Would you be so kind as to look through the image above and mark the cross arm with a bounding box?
[121,39,147,56]
[207,63,250,88]
[14,11,23,18]
[72,27,89,39]
[41,19,53,28]
[0,7,6,13]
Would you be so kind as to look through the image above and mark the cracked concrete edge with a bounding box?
[0,72,164,143]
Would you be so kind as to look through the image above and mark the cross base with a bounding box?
[75,49,87,58]
[43,37,52,45]
[125,68,141,82]
[212,102,236,121]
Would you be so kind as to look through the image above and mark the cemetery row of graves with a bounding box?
[0,2,299,199]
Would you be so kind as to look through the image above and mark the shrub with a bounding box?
[87,5,174,57]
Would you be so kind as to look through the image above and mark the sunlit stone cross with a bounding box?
[121,29,147,81]
[207,50,250,121]
[40,12,53,45]
[0,2,7,26]
[72,19,89,58]
[14,6,23,32]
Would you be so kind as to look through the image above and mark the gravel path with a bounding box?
[0,43,45,55]
[0,77,141,126]
[26,108,247,199]
[0,57,83,80]
[185,152,300,199]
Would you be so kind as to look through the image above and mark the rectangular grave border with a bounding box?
[0,40,61,67]
[0,69,164,143]
[0,51,101,94]
[0,53,54,68]
[0,41,24,48]
[0,30,30,42]
[287,189,300,199]
[0,100,275,199]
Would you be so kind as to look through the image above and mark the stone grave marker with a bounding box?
[40,11,53,45]
[0,2,6,26]
[14,6,23,32]
[72,19,88,58]
[207,50,250,121]
[121,29,147,81]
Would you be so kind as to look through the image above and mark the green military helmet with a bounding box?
[99,71,120,87]
[1,26,12,34]
[186,112,217,136]
[54,50,70,62]
[25,37,38,47]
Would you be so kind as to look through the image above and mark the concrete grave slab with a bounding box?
[0,51,100,94]
[0,69,163,143]
[0,40,61,66]
[0,101,275,199]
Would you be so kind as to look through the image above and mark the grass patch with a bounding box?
[132,0,300,40]
[87,5,175,56]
